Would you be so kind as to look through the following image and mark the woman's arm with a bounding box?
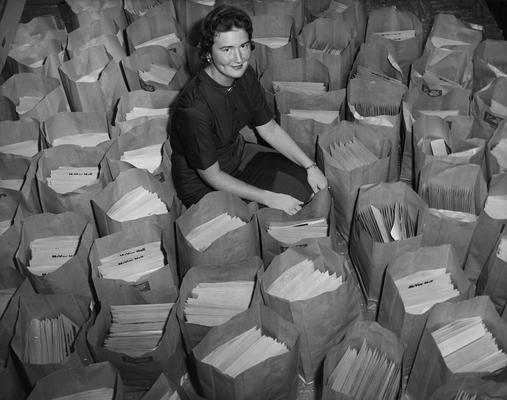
[197,161,304,215]
[255,119,328,192]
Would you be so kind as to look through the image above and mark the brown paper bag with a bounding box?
[350,42,404,84]
[349,181,427,306]
[121,45,190,92]
[15,211,96,298]
[322,320,403,400]
[91,168,178,237]
[36,145,107,224]
[487,119,507,178]
[175,191,260,277]
[473,39,507,93]
[275,88,346,120]
[428,377,507,400]
[0,73,70,122]
[89,220,178,304]
[141,372,190,400]
[86,284,186,390]
[406,296,507,400]
[192,302,299,400]
[261,240,362,382]
[10,293,93,387]
[176,257,264,354]
[297,16,355,90]
[377,244,471,390]
[472,77,507,142]
[418,160,487,215]
[365,6,423,84]
[256,189,335,266]
[0,118,40,159]
[0,95,17,121]
[65,0,128,30]
[250,14,296,77]
[253,0,304,35]
[26,361,124,400]
[12,15,67,47]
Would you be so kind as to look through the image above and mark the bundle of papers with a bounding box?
[124,0,162,16]
[288,109,340,124]
[46,166,99,194]
[430,138,449,156]
[352,102,399,117]
[184,281,254,326]
[139,64,177,86]
[52,132,110,147]
[309,39,342,55]
[272,81,327,95]
[0,179,23,191]
[185,213,246,251]
[103,303,173,357]
[76,67,105,83]
[453,390,477,400]
[356,203,416,243]
[394,268,459,314]
[106,186,168,222]
[201,326,288,377]
[497,234,507,263]
[120,144,162,173]
[428,208,477,223]
[0,288,16,317]
[53,388,114,400]
[484,195,507,220]
[124,107,169,121]
[328,340,400,400]
[135,33,180,50]
[24,313,79,364]
[491,138,507,171]
[0,219,12,236]
[374,30,416,41]
[267,258,342,301]
[267,217,328,244]
[421,184,475,214]
[327,139,378,171]
[28,235,80,276]
[252,36,289,49]
[0,140,38,157]
[16,95,42,115]
[431,316,507,373]
[98,240,165,282]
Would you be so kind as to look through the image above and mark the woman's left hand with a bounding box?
[307,166,328,193]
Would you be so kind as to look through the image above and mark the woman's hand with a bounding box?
[307,165,328,193]
[264,192,303,215]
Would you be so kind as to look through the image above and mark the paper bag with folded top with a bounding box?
[487,119,507,179]
[253,0,304,35]
[249,14,295,77]
[114,89,178,135]
[89,220,179,304]
[121,45,190,92]
[36,145,107,224]
[261,239,362,383]
[141,371,190,400]
[260,58,330,115]
[126,13,183,54]
[176,257,263,354]
[15,211,96,298]
[91,168,178,237]
[472,76,507,141]
[297,16,356,90]
[67,17,126,61]
[257,189,335,266]
[473,39,507,93]
[413,115,486,187]
[0,118,40,159]
[10,292,94,387]
[406,296,507,400]
[25,361,124,400]
[316,121,390,239]
[428,377,507,400]
[365,6,423,85]
[349,181,427,308]
[401,81,471,186]
[193,302,299,400]
[86,283,186,390]
[377,245,472,390]
[322,320,403,400]
[175,191,260,278]
[418,160,487,216]
[350,42,404,84]
[65,0,128,30]
[0,73,70,122]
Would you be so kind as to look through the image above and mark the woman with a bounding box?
[170,5,327,215]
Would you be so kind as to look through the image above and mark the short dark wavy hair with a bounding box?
[199,5,255,65]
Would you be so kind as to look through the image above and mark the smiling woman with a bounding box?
[170,5,328,215]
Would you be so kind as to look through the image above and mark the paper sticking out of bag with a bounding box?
[185,213,246,252]
[252,36,289,49]
[125,107,169,121]
[52,132,110,147]
[47,166,99,194]
[267,217,328,244]
[120,144,162,173]
[201,326,288,378]
[134,32,180,50]
[28,235,80,275]
[52,387,114,400]
[139,64,177,86]
[484,194,507,220]
[430,138,449,156]
[16,95,42,115]
[327,139,379,170]
[287,109,340,124]
[273,81,327,95]
[106,186,168,222]
[374,30,416,41]
[0,140,39,157]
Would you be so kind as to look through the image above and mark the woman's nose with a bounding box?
[232,48,243,62]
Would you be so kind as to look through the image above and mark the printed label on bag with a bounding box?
[132,280,151,292]
[422,84,442,97]
[484,111,503,128]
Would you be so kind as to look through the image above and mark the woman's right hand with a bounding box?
[264,192,303,215]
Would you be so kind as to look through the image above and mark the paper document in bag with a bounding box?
[484,195,507,220]
[139,64,177,86]
[267,217,328,244]
[47,166,99,194]
[272,81,327,95]
[288,109,340,124]
[125,107,169,121]
[120,144,162,173]
[52,387,114,400]
[16,96,42,115]
[52,132,110,147]
[28,235,80,275]
[252,36,289,49]
[0,140,38,157]
[106,186,168,222]
[135,33,180,50]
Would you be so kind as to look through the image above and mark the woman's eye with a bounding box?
[241,43,250,49]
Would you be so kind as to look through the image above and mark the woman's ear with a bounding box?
[206,54,212,63]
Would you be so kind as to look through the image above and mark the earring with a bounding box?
[206,54,212,63]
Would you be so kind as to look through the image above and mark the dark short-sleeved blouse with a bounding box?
[170,65,273,205]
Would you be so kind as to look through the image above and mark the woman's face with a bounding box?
[207,27,251,86]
